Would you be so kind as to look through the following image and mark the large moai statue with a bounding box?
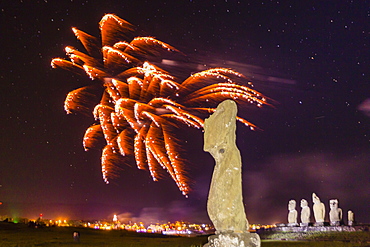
[203,100,260,247]
[312,193,325,226]
[329,199,342,226]
[300,199,311,226]
[287,200,298,226]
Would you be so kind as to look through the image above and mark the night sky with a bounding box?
[1,0,369,225]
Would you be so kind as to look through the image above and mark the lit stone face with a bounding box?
[312,193,325,223]
[300,199,311,224]
[204,100,248,233]
[287,200,298,224]
[329,199,342,224]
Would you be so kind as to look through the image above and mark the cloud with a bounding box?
[357,98,370,117]
[132,207,167,224]
[117,200,209,225]
[117,212,134,223]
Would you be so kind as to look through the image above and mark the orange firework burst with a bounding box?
[51,14,269,196]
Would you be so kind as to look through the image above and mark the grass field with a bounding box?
[0,222,207,247]
[1,222,370,246]
[262,241,370,247]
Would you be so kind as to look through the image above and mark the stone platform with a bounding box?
[267,225,365,232]
[204,232,261,247]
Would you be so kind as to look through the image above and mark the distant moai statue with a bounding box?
[312,193,325,226]
[348,210,355,226]
[287,200,298,226]
[203,100,260,247]
[329,199,342,226]
[300,199,311,226]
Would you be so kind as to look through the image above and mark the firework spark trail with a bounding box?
[111,79,129,98]
[51,14,269,195]
[94,105,118,150]
[99,14,135,46]
[64,87,97,115]
[117,128,133,157]
[146,124,172,172]
[83,124,104,151]
[72,27,101,58]
[164,105,204,128]
[134,124,150,170]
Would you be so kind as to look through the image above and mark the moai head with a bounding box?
[330,199,339,210]
[288,200,296,211]
[312,193,321,204]
[300,199,308,208]
[203,100,237,155]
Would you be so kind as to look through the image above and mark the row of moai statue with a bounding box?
[287,193,355,227]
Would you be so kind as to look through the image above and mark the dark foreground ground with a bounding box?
[1,222,369,247]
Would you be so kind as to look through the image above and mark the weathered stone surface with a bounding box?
[203,100,260,247]
[329,199,342,226]
[300,199,311,225]
[348,210,354,221]
[271,225,361,232]
[312,193,325,225]
[348,210,354,226]
[204,100,247,233]
[204,232,261,247]
[287,200,298,226]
